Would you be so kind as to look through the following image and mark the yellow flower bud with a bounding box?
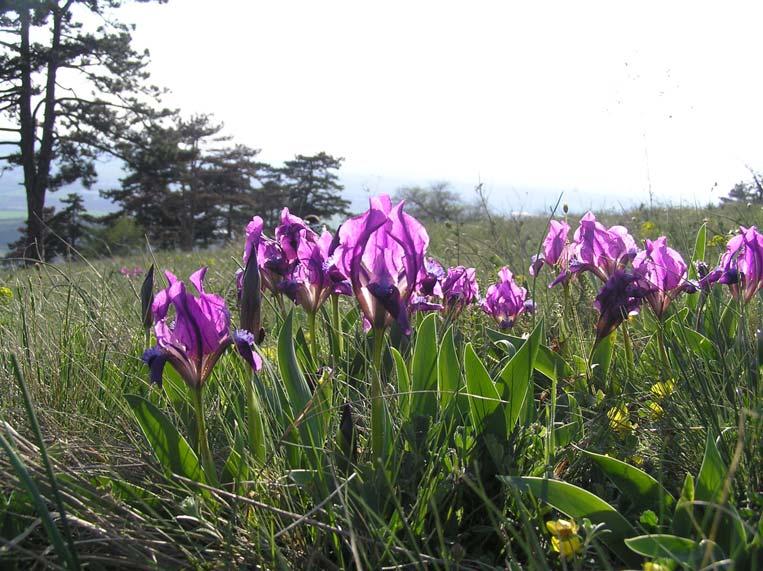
[0,287,12,303]
[546,519,583,559]
[650,379,676,400]
[607,404,635,434]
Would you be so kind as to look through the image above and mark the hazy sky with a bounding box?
[107,2,763,211]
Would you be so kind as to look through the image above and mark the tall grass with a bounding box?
[0,201,761,569]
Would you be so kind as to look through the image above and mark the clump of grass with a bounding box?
[0,203,761,568]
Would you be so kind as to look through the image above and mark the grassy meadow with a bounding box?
[0,201,761,569]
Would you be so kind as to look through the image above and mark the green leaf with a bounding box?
[222,448,248,489]
[278,312,324,465]
[495,320,543,432]
[505,476,637,564]
[669,320,717,361]
[287,469,319,488]
[437,326,461,412]
[591,330,615,386]
[391,347,411,419]
[94,476,163,510]
[124,394,206,483]
[719,302,739,341]
[686,223,706,311]
[553,422,577,448]
[696,432,728,504]
[700,502,749,558]
[639,509,658,529]
[625,534,701,563]
[313,368,334,440]
[410,313,438,418]
[672,473,694,537]
[464,343,504,438]
[583,450,675,513]
[486,327,571,381]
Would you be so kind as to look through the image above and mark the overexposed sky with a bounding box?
[117,1,762,211]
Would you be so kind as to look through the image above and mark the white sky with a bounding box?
[113,1,763,211]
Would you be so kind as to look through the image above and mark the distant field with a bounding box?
[0,215,22,251]
[0,209,25,220]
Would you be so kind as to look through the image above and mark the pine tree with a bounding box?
[103,115,267,248]
[49,192,91,257]
[0,0,168,261]
[278,153,349,222]
[101,123,185,249]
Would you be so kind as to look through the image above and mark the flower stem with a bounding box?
[656,325,670,372]
[370,328,388,462]
[308,310,318,364]
[191,386,218,487]
[246,372,265,463]
[622,322,634,372]
[331,294,343,356]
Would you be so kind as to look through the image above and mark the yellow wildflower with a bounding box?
[546,519,583,559]
[708,234,727,249]
[643,562,670,571]
[0,287,12,303]
[650,379,676,400]
[640,220,658,239]
[260,345,277,361]
[607,404,634,434]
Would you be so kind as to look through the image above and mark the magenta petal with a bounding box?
[442,266,479,315]
[542,220,570,266]
[338,195,428,333]
[142,346,167,386]
[276,207,319,263]
[189,267,208,294]
[147,268,233,389]
[594,271,649,340]
[481,267,533,329]
[233,329,263,372]
[243,217,264,266]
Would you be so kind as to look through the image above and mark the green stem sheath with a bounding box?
[308,310,318,363]
[331,294,343,356]
[656,325,670,373]
[371,328,387,462]
[246,372,266,463]
[191,386,219,487]
[622,322,634,372]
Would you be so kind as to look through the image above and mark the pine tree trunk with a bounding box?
[20,5,62,261]
[18,8,40,260]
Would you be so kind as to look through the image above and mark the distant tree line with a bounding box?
[393,182,494,224]
[0,1,349,261]
[100,113,349,251]
[721,169,763,205]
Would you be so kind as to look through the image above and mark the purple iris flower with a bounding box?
[243,216,294,294]
[593,270,650,342]
[695,261,722,293]
[409,257,446,313]
[716,226,763,302]
[337,195,429,334]
[419,257,445,297]
[552,212,637,286]
[633,236,696,319]
[275,208,319,263]
[408,294,444,313]
[481,267,534,329]
[142,268,261,389]
[530,219,571,276]
[280,230,352,314]
[441,266,479,317]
